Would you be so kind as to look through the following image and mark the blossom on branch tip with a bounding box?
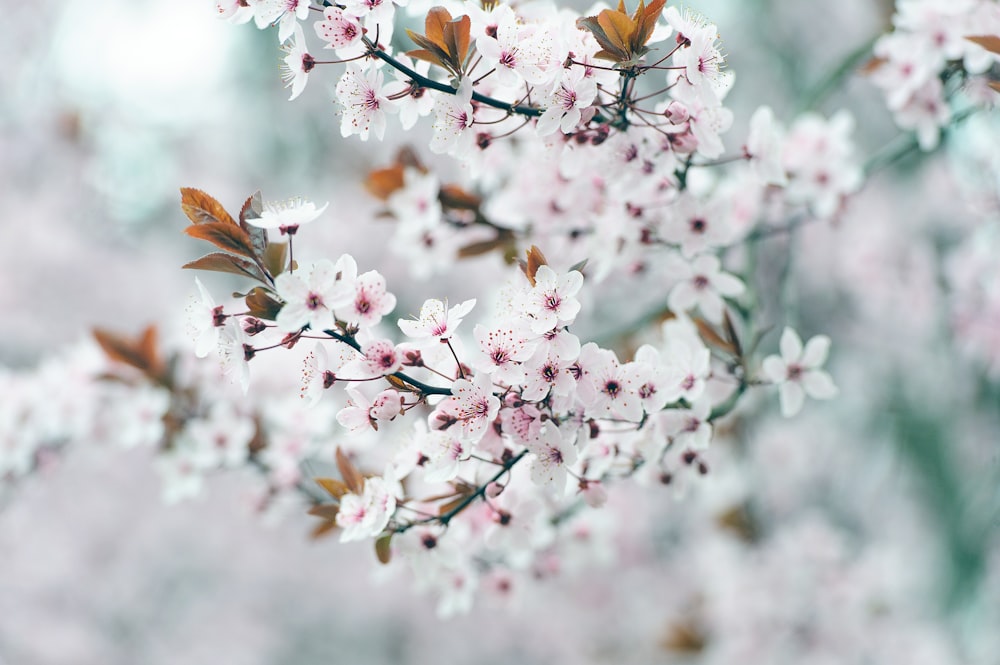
[249,196,329,231]
[762,327,838,418]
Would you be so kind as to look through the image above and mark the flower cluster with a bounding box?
[870,0,1000,149]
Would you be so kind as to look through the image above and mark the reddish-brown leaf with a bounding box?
[444,14,472,67]
[522,245,548,287]
[336,447,365,495]
[692,317,737,356]
[439,184,481,210]
[660,620,707,654]
[315,477,350,500]
[966,35,1000,55]
[93,325,165,380]
[182,252,268,283]
[365,163,407,201]
[424,6,454,50]
[310,519,339,540]
[858,56,887,75]
[308,504,341,521]
[184,222,256,259]
[458,236,513,259]
[989,81,1000,93]
[245,287,283,321]
[180,188,237,226]
[597,8,635,55]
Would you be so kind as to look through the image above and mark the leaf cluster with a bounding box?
[406,7,474,78]
[577,0,666,66]
[179,188,288,321]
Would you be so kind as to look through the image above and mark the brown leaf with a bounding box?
[184,222,257,259]
[439,184,482,210]
[385,374,421,393]
[989,81,1000,93]
[458,235,513,259]
[966,34,1000,55]
[443,14,472,68]
[375,532,393,564]
[661,620,707,654]
[310,519,340,540]
[722,311,743,358]
[522,245,548,287]
[858,56,887,75]
[308,504,341,521]
[93,325,165,381]
[715,504,757,543]
[245,287,283,321]
[597,8,635,56]
[183,252,268,283]
[365,163,406,201]
[424,6,454,50]
[407,8,472,76]
[180,188,237,226]
[336,447,365,495]
[405,47,450,70]
[692,317,737,356]
[315,477,350,500]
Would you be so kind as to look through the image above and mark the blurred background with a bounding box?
[2,0,999,663]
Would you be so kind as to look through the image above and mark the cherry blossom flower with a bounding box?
[667,253,745,324]
[535,67,597,136]
[576,344,644,422]
[387,168,442,230]
[474,6,556,88]
[279,24,314,101]
[471,323,537,386]
[746,105,788,186]
[448,373,501,442]
[520,265,584,334]
[300,341,361,406]
[217,318,252,394]
[337,385,405,432]
[336,475,397,542]
[659,398,712,451]
[762,327,838,417]
[398,298,476,340]
[247,0,310,42]
[335,64,397,141]
[526,424,577,492]
[338,270,396,329]
[186,277,223,358]
[313,6,364,57]
[430,78,475,157]
[345,338,402,377]
[275,260,354,332]
[249,196,328,232]
[216,0,253,23]
[382,56,436,130]
[185,402,254,469]
[421,429,472,483]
